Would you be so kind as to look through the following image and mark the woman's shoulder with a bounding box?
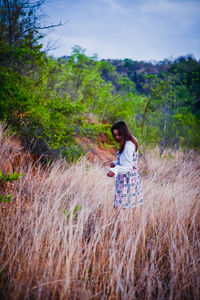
[125,139,136,145]
[124,140,135,151]
[125,140,133,145]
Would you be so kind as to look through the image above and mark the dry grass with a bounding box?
[0,126,200,300]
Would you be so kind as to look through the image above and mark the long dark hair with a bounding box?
[111,121,138,153]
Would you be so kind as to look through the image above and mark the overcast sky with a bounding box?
[42,0,200,61]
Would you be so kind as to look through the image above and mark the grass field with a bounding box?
[0,127,200,299]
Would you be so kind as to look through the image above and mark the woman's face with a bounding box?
[113,129,121,142]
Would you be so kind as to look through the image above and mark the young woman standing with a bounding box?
[107,121,144,208]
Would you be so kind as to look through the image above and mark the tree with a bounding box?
[142,73,200,152]
[0,0,62,74]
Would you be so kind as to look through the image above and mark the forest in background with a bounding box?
[0,0,200,162]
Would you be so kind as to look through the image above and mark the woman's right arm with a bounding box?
[110,160,118,168]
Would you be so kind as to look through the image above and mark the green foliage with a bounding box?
[0,0,47,73]
[61,144,86,163]
[0,170,24,203]
[0,0,199,159]
[140,72,200,152]
[0,170,24,182]
[1,48,200,158]
[0,194,12,203]
[62,205,82,221]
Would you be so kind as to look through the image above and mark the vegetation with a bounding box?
[0,1,200,161]
[0,2,199,299]
[0,127,199,299]
[101,56,200,152]
[0,170,23,202]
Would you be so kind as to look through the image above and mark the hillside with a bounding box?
[0,126,200,299]
[101,55,200,100]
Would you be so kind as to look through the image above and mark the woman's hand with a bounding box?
[107,171,115,177]
[110,162,115,168]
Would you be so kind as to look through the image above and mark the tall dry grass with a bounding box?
[0,126,200,300]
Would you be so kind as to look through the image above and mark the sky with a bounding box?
[42,0,200,61]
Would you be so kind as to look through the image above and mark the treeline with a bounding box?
[0,0,199,162]
[102,56,200,101]
[100,56,200,153]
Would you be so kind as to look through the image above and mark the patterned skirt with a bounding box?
[114,169,144,208]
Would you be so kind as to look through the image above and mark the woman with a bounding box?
[107,121,143,208]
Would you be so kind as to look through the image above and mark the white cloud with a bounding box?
[42,0,200,61]
[138,0,200,37]
[101,0,128,14]
[140,0,200,19]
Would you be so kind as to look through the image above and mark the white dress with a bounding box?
[109,141,143,208]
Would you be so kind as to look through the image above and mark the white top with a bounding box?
[109,141,136,177]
